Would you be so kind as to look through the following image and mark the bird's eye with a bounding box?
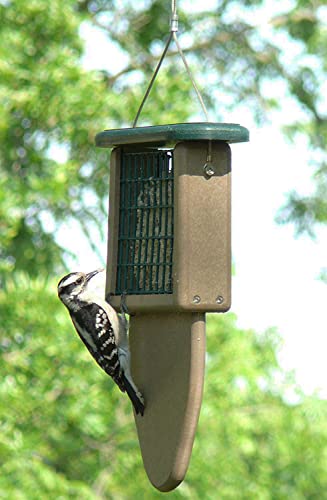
[76,277,83,285]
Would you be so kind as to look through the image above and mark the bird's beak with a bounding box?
[85,268,104,283]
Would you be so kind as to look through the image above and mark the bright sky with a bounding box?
[231,131,327,397]
[57,3,326,397]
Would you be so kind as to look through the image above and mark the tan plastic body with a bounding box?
[129,312,205,492]
[106,140,231,313]
[105,140,231,491]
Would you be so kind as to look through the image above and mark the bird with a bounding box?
[57,269,144,416]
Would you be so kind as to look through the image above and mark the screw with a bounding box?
[216,295,224,304]
[203,163,215,178]
[192,295,201,304]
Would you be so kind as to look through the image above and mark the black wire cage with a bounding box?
[116,148,174,296]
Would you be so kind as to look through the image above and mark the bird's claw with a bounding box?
[120,292,130,316]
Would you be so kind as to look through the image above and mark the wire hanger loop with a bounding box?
[132,0,209,127]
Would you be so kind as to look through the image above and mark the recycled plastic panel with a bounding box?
[96,122,249,147]
[129,312,206,492]
[173,141,231,312]
[100,123,249,492]
[106,141,231,313]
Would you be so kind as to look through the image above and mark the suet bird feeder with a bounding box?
[95,0,249,491]
[96,123,248,491]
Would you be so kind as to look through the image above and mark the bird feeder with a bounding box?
[96,122,249,491]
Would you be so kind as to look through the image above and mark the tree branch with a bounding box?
[104,32,238,85]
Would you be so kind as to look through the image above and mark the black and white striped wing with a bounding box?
[69,303,124,391]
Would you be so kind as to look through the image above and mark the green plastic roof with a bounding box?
[95,122,249,147]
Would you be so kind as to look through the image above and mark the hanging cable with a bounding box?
[172,33,209,122]
[133,0,209,127]
[132,32,173,128]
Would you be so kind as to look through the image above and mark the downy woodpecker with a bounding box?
[57,269,144,416]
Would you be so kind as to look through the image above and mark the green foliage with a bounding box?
[0,275,137,497]
[276,188,327,237]
[0,279,326,498]
[1,0,326,279]
[0,0,326,497]
[0,0,193,279]
[0,0,105,276]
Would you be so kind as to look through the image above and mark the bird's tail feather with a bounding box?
[122,374,145,416]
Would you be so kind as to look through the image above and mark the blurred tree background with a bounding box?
[0,0,326,498]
